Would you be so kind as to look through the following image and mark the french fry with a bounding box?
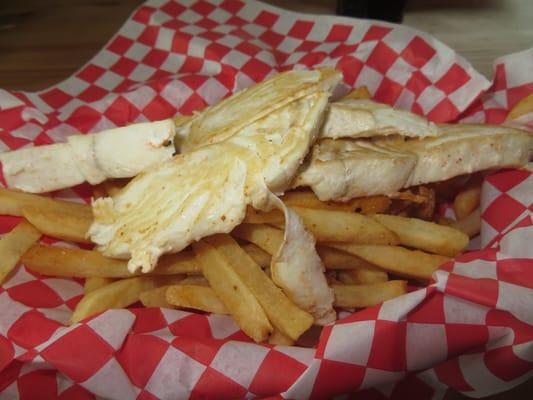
[241,243,271,268]
[84,277,115,293]
[372,214,469,257]
[139,286,172,308]
[291,207,399,245]
[454,186,481,220]
[0,188,91,217]
[244,207,284,225]
[179,276,209,286]
[192,240,273,342]
[451,208,481,238]
[22,205,92,243]
[317,245,380,270]
[341,86,371,100]
[337,269,388,285]
[269,329,295,346]
[332,281,407,308]
[71,275,184,323]
[281,190,391,214]
[232,224,283,255]
[330,244,450,280]
[506,93,533,121]
[22,245,201,278]
[204,235,314,341]
[0,221,41,284]
[166,285,229,314]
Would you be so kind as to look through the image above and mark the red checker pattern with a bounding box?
[1,1,533,399]
[248,349,308,396]
[482,193,528,232]
[40,324,114,382]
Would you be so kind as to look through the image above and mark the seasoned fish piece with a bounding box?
[293,138,417,201]
[321,99,439,140]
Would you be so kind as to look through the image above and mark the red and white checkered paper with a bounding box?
[0,1,532,399]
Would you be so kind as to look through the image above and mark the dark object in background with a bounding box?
[336,0,407,22]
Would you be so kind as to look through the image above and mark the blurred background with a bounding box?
[0,0,531,398]
[0,0,531,91]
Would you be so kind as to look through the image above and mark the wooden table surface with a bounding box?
[0,0,531,398]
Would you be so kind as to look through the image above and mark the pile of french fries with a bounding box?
[1,86,529,345]
[0,176,479,345]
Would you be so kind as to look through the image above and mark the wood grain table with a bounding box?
[0,0,531,399]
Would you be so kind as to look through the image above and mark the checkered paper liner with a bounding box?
[0,0,532,398]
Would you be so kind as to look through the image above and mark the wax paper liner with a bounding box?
[0,1,532,399]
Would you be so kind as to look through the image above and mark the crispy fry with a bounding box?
[204,234,314,341]
[372,214,469,257]
[71,275,183,323]
[22,245,200,278]
[332,281,407,308]
[282,190,391,214]
[22,205,92,243]
[325,270,339,285]
[241,243,271,268]
[451,208,481,238]
[179,276,209,286]
[454,186,481,220]
[139,286,173,308]
[316,245,379,270]
[232,224,283,255]
[506,93,533,121]
[416,186,436,220]
[84,277,115,293]
[244,206,284,225]
[341,86,371,100]
[0,221,41,284]
[330,244,450,280]
[192,240,273,342]
[166,285,229,314]
[269,329,295,346]
[337,269,388,284]
[291,207,399,245]
[0,188,92,217]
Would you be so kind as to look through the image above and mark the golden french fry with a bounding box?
[22,245,200,278]
[166,285,229,314]
[437,216,455,226]
[454,186,481,220]
[330,244,450,280]
[337,269,388,285]
[84,277,115,293]
[244,207,284,225]
[139,286,173,308]
[317,245,380,270]
[332,280,407,308]
[506,93,533,121]
[232,224,283,255]
[281,190,391,214]
[204,234,313,341]
[22,205,92,243]
[0,188,91,217]
[372,214,469,257]
[269,329,295,346]
[179,276,209,286]
[341,86,371,100]
[291,207,399,245]
[241,243,271,268]
[325,270,339,285]
[0,221,41,284]
[71,275,183,323]
[192,240,273,342]
[451,208,481,238]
